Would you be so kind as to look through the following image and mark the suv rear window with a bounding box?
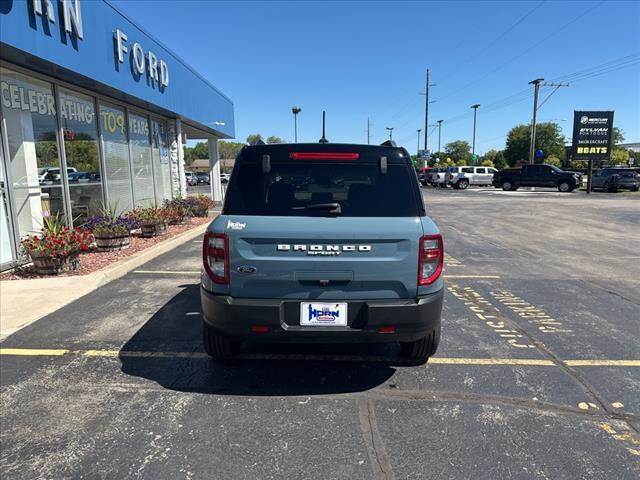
[224,162,423,217]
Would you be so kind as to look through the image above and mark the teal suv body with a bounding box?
[201,143,444,360]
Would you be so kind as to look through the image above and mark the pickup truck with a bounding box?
[492,164,583,192]
[201,142,444,360]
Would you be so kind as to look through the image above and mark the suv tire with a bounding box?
[400,326,440,360]
[203,322,238,359]
[501,180,513,191]
[558,180,572,192]
[458,179,469,190]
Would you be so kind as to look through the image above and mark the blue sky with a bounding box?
[112,0,639,153]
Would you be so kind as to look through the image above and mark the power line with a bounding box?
[436,1,606,104]
[437,1,547,84]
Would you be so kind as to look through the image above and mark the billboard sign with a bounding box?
[572,111,614,160]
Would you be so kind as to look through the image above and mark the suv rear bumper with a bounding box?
[201,287,443,343]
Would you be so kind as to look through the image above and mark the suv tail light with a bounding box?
[290,152,359,160]
[418,234,443,285]
[203,233,229,284]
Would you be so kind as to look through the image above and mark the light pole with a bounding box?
[416,129,422,157]
[470,104,480,162]
[386,127,394,140]
[291,106,301,143]
[437,120,443,154]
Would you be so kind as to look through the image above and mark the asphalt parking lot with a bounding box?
[1,187,639,479]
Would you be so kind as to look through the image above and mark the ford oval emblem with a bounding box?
[237,265,257,274]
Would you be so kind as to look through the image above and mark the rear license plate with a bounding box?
[300,302,348,326]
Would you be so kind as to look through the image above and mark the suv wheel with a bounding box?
[203,322,238,359]
[458,179,469,190]
[501,180,513,191]
[400,326,440,360]
[558,181,572,192]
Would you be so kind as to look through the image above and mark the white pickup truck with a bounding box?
[445,166,497,189]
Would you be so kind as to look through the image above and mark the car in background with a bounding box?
[492,164,582,192]
[220,173,230,184]
[428,168,448,187]
[591,167,640,192]
[185,171,198,186]
[42,167,77,183]
[445,166,497,189]
[196,172,210,185]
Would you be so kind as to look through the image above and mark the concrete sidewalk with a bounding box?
[0,221,211,340]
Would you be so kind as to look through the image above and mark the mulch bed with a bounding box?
[0,216,212,281]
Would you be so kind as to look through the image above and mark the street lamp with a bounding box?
[291,106,301,143]
[416,129,422,157]
[470,104,480,162]
[437,120,443,154]
[386,127,394,140]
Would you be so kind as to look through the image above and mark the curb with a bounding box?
[0,217,215,341]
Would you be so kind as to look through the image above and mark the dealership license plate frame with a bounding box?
[300,302,348,326]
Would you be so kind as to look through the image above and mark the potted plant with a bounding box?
[189,194,215,217]
[86,206,139,251]
[163,197,193,225]
[137,207,167,237]
[20,215,93,275]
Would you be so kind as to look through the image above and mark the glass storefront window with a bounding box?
[129,112,155,207]
[0,67,66,240]
[151,119,172,204]
[58,88,103,223]
[99,103,133,212]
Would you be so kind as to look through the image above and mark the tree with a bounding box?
[218,141,244,160]
[246,133,263,145]
[612,127,624,146]
[482,149,507,170]
[444,140,471,163]
[545,155,562,167]
[183,141,209,165]
[608,148,629,166]
[504,122,566,166]
[481,159,495,168]
[266,136,284,144]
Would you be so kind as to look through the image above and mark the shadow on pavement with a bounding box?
[119,284,405,396]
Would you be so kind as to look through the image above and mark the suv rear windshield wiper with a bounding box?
[292,202,342,215]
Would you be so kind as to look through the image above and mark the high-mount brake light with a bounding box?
[203,233,229,284]
[290,152,360,160]
[418,234,443,286]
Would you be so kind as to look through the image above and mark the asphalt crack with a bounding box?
[357,397,394,480]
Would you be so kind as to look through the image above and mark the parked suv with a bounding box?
[201,143,444,360]
[446,166,497,189]
[591,168,640,192]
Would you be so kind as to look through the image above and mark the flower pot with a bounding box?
[29,251,79,275]
[193,207,209,218]
[94,233,131,251]
[169,215,192,225]
[141,222,167,237]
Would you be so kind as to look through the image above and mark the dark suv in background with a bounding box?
[591,168,640,192]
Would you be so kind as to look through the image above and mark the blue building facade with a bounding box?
[0,0,235,269]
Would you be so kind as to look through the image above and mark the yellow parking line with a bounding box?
[565,360,640,367]
[429,358,554,366]
[0,348,70,356]
[1,348,639,367]
[133,270,200,275]
[445,275,501,279]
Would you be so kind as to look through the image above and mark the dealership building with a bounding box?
[0,0,234,270]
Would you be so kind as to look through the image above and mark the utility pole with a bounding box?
[527,79,569,164]
[416,129,422,157]
[386,127,394,141]
[419,69,436,154]
[527,79,544,165]
[367,117,370,145]
[471,104,480,162]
